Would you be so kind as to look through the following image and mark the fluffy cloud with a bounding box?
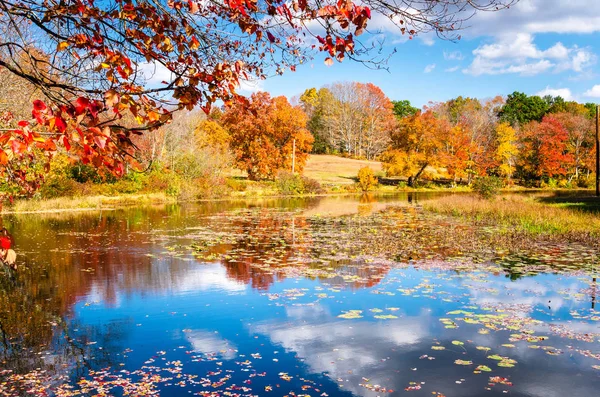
[137,61,173,85]
[443,51,464,61]
[536,86,574,100]
[445,66,460,73]
[464,33,595,76]
[424,63,436,73]
[583,84,600,97]
[467,0,600,37]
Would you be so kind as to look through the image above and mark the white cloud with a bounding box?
[467,0,600,37]
[584,84,600,97]
[464,33,595,76]
[445,66,460,73]
[237,78,265,93]
[137,61,174,85]
[186,330,237,359]
[443,51,464,61]
[536,86,573,100]
[424,63,436,73]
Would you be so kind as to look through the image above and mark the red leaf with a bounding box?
[63,136,71,151]
[267,32,276,43]
[0,133,11,146]
[94,136,107,149]
[74,97,91,115]
[18,120,29,127]
[33,100,47,111]
[10,139,26,155]
[55,116,67,133]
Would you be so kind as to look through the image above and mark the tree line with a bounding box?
[299,84,598,188]
[1,75,598,199]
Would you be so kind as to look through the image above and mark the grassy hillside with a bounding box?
[303,155,382,185]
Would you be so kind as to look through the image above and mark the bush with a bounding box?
[357,166,378,192]
[39,176,80,198]
[301,176,324,194]
[472,176,503,199]
[275,171,304,195]
[541,177,559,189]
[226,178,247,192]
[275,171,324,195]
[577,175,594,189]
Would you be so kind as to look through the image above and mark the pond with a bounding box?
[1,193,599,397]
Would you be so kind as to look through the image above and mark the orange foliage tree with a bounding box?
[381,110,446,186]
[222,93,313,180]
[518,116,574,180]
[0,0,516,196]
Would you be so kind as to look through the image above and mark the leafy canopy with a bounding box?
[0,0,517,196]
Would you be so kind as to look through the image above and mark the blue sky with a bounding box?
[245,0,600,108]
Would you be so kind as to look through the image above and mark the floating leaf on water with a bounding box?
[374,314,398,320]
[455,359,473,366]
[338,310,363,319]
[452,340,464,346]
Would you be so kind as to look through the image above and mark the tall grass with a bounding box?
[5,193,175,214]
[423,194,600,247]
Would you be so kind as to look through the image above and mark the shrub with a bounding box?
[472,176,503,199]
[541,177,559,189]
[357,166,378,192]
[275,171,303,195]
[300,176,324,194]
[39,176,80,198]
[226,178,247,192]
[577,175,594,189]
[275,171,324,195]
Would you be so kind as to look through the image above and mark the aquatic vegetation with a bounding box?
[1,195,599,396]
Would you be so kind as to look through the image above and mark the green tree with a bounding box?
[584,103,599,119]
[300,87,335,154]
[499,92,549,126]
[392,100,419,119]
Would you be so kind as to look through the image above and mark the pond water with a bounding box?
[1,193,599,397]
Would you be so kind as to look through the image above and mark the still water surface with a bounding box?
[1,193,599,396]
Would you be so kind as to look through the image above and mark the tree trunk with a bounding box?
[408,163,428,187]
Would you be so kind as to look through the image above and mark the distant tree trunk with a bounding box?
[408,163,428,187]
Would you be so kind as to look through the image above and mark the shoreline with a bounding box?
[1,187,595,215]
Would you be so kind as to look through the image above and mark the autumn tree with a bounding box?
[316,82,395,159]
[381,110,445,186]
[518,116,573,180]
[222,92,313,180]
[0,0,517,197]
[551,109,595,181]
[299,87,336,154]
[357,83,397,159]
[434,96,502,182]
[494,122,518,183]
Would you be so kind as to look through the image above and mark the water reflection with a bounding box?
[0,193,598,396]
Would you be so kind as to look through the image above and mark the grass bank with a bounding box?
[4,193,176,214]
[423,193,600,248]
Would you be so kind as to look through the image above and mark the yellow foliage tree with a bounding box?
[494,122,518,182]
